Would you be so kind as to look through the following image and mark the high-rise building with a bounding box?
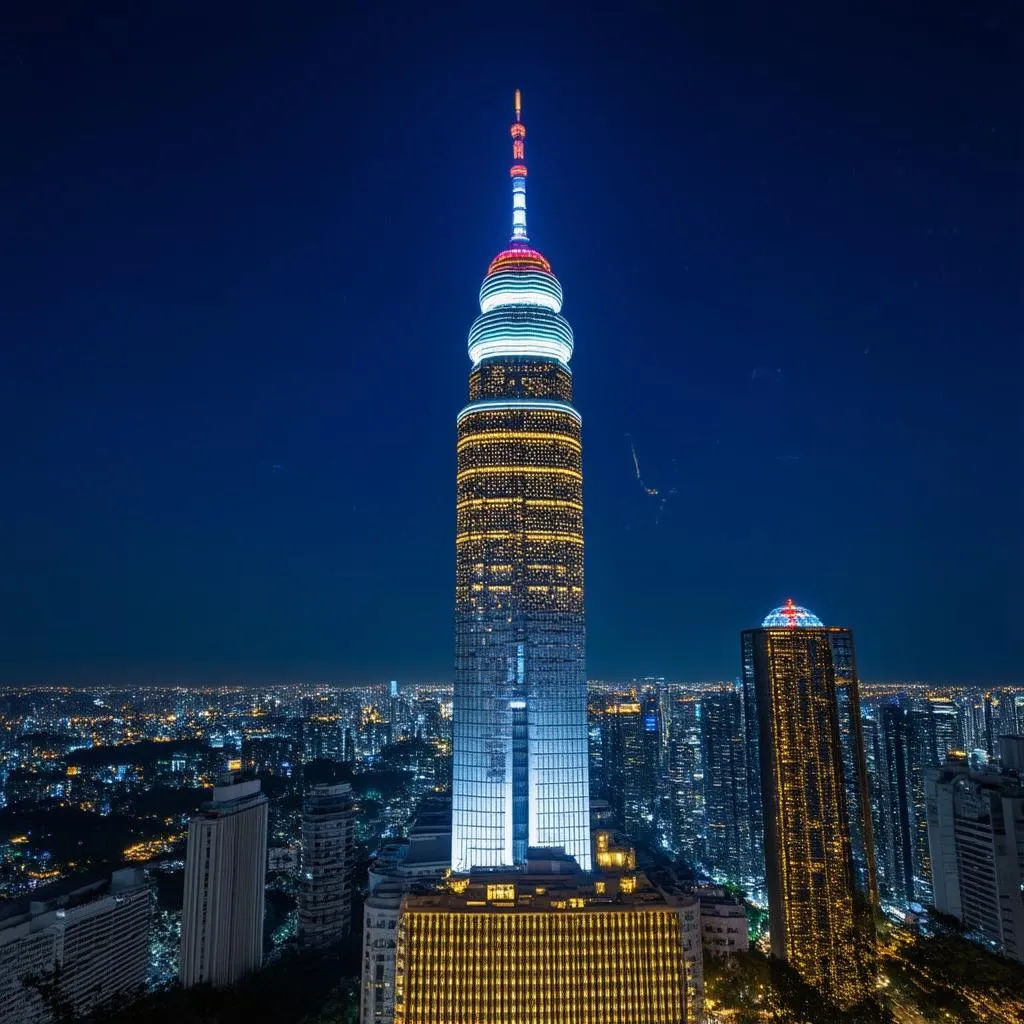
[393,93,695,1024]
[701,684,749,886]
[667,691,705,865]
[873,699,919,905]
[866,697,934,906]
[600,692,661,844]
[925,757,1024,963]
[452,88,590,874]
[0,868,149,1024]
[742,601,876,1008]
[925,697,961,765]
[179,774,268,988]
[298,781,355,946]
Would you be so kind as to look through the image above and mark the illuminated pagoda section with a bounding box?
[741,601,877,1008]
[452,89,590,874]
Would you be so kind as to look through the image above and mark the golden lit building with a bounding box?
[393,861,700,1024]
[743,603,876,1007]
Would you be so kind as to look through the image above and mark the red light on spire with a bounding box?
[509,90,528,242]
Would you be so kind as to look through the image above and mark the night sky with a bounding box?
[2,2,1021,685]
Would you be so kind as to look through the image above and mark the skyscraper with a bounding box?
[452,88,590,874]
[600,692,661,844]
[866,697,935,906]
[392,93,696,1024]
[179,774,268,988]
[298,781,355,946]
[742,601,876,1008]
[667,691,706,865]
[701,684,749,886]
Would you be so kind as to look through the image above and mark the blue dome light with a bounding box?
[762,598,823,628]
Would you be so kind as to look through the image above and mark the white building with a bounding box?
[297,781,355,946]
[926,757,1024,963]
[359,878,404,1024]
[360,801,451,1024]
[179,774,268,987]
[698,890,750,957]
[0,868,149,1023]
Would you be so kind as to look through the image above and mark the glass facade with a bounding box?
[451,93,591,873]
[701,685,749,885]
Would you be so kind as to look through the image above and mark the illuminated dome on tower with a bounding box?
[762,598,824,629]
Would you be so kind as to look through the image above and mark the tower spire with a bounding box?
[509,89,528,242]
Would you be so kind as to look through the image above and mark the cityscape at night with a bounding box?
[2,2,1021,1023]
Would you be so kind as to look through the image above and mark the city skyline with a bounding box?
[3,4,1020,688]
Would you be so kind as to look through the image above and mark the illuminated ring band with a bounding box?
[467,309,574,367]
[456,399,582,426]
[479,270,563,314]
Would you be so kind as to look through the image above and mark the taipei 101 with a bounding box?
[1,4,1020,1023]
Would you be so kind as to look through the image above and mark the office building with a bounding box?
[179,774,268,987]
[742,601,876,1007]
[601,693,661,844]
[925,757,1024,963]
[394,856,702,1024]
[667,691,705,864]
[0,868,149,1023]
[298,781,355,946]
[867,697,934,905]
[451,89,590,874]
[701,685,748,886]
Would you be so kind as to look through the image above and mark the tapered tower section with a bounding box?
[452,92,591,873]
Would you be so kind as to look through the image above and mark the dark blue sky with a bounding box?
[2,1,1021,685]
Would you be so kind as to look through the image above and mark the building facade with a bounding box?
[743,602,876,1008]
[298,781,355,946]
[360,800,452,1024]
[666,690,704,864]
[696,888,750,958]
[0,868,149,1024]
[600,693,661,845]
[394,868,701,1024]
[452,89,590,874]
[179,775,268,987]
[360,879,405,1024]
[925,757,1024,963]
[701,685,748,886]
